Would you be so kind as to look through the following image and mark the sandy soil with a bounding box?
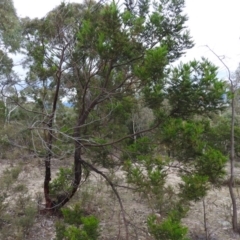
[1,157,240,240]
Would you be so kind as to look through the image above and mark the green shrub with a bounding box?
[55,221,66,240]
[147,214,189,240]
[81,216,99,239]
[50,167,73,198]
[3,165,22,180]
[0,193,37,239]
[1,166,22,189]
[179,174,209,201]
[16,205,37,234]
[194,148,227,184]
[122,136,153,161]
[55,203,99,240]
[14,183,27,192]
[61,204,84,225]
[64,225,89,240]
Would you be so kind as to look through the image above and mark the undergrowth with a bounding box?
[55,203,100,240]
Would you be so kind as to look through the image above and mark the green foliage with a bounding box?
[126,156,182,215]
[55,204,99,240]
[0,190,37,239]
[205,114,240,157]
[0,0,21,52]
[89,138,113,167]
[123,136,154,161]
[135,46,168,82]
[161,118,207,160]
[195,147,227,184]
[96,147,112,168]
[81,216,100,240]
[0,101,6,125]
[0,50,14,77]
[55,222,67,240]
[148,212,189,240]
[167,59,226,119]
[63,225,89,240]
[4,165,21,180]
[109,97,135,124]
[179,175,209,201]
[0,123,33,159]
[50,167,73,198]
[2,165,22,188]
[15,204,37,234]
[126,156,166,190]
[211,118,231,150]
[61,204,84,225]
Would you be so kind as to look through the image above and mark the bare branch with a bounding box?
[205,45,233,88]
[81,158,129,240]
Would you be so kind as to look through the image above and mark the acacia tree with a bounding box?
[21,1,228,238]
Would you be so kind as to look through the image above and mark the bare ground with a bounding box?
[1,157,240,240]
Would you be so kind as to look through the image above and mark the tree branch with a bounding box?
[81,158,129,240]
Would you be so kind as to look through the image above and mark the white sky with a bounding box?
[13,0,240,79]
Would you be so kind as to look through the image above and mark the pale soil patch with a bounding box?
[182,165,240,240]
[1,158,240,239]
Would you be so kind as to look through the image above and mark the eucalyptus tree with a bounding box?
[0,0,21,52]
[0,0,22,121]
[22,2,89,210]
[0,0,21,82]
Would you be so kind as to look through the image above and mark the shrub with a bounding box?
[50,167,73,198]
[148,213,189,240]
[14,183,27,192]
[61,204,84,225]
[1,165,22,189]
[16,205,37,235]
[55,203,99,240]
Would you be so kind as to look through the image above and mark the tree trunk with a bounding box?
[44,151,52,209]
[51,107,84,209]
[229,92,238,232]
[54,141,83,208]
[43,68,62,211]
[43,116,55,210]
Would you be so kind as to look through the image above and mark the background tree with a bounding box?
[206,46,240,232]
[0,0,27,157]
[0,0,21,52]
[0,0,22,123]
[0,0,21,84]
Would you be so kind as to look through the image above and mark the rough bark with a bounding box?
[43,66,63,210]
